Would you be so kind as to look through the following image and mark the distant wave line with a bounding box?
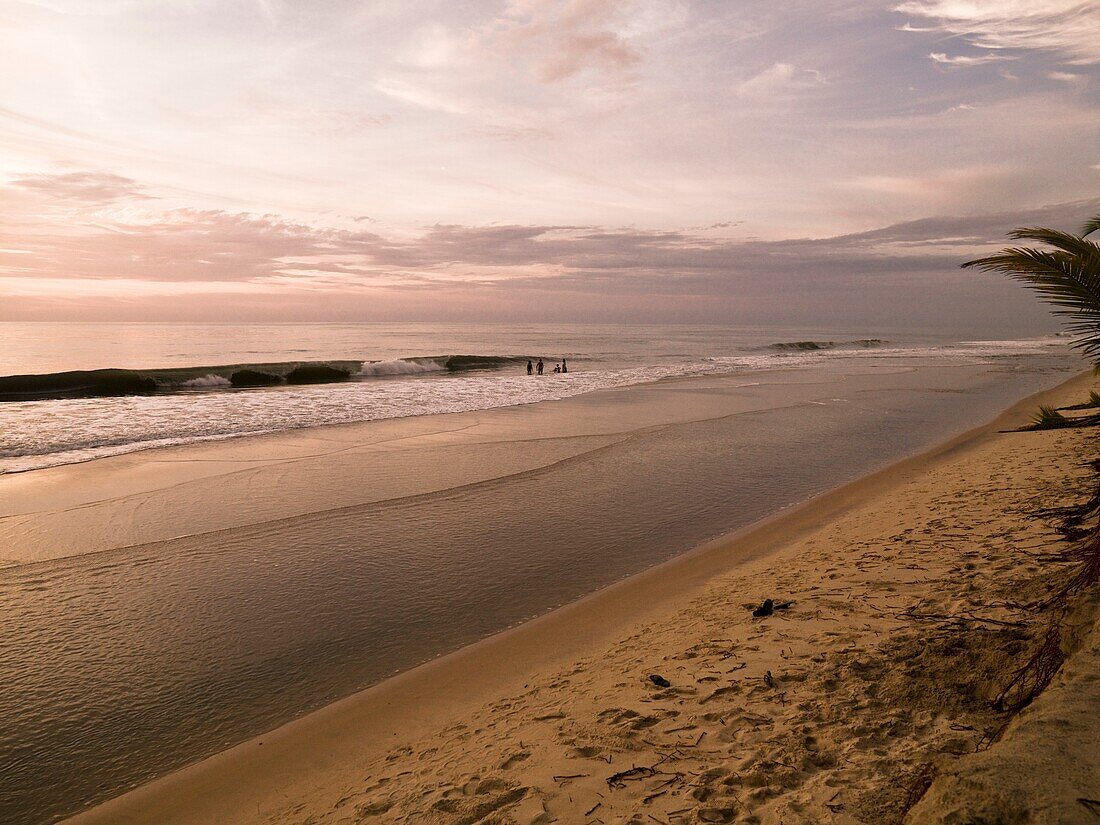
[0,355,531,401]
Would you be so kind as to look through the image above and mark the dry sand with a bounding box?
[65,371,1100,824]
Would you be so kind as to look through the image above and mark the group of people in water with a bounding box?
[526,358,567,376]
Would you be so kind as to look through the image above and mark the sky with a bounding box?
[0,0,1098,330]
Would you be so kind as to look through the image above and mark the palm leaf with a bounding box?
[1083,214,1100,238]
[963,223,1100,360]
[1006,228,1100,268]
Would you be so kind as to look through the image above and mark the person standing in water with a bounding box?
[536,359,544,375]
[526,360,533,375]
[561,359,568,374]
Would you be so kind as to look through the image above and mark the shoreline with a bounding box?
[0,340,1064,478]
[0,360,1065,568]
[65,368,1095,824]
[0,365,785,478]
[0,360,802,477]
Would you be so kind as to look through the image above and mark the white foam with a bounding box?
[356,359,447,377]
[180,374,231,389]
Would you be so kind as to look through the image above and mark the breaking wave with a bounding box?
[767,339,888,351]
[180,374,232,389]
[357,359,445,377]
[0,355,528,402]
[356,355,526,377]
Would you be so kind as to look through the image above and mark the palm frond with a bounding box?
[963,241,1100,358]
[1083,214,1100,238]
[1027,405,1069,430]
[1006,227,1100,268]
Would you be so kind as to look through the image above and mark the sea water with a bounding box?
[0,322,1077,473]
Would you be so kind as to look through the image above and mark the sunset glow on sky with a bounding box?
[1,0,1098,325]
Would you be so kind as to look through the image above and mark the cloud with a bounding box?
[11,171,150,203]
[928,51,1014,67]
[843,165,1040,211]
[0,208,390,283]
[398,22,461,69]
[896,0,1100,64]
[5,178,1098,301]
[736,62,826,97]
[475,0,651,84]
[829,198,1100,246]
[5,189,1099,329]
[1047,70,1088,86]
[372,77,468,114]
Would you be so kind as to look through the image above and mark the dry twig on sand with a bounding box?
[994,612,1066,712]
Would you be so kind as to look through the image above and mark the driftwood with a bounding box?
[606,765,656,787]
[899,605,1027,629]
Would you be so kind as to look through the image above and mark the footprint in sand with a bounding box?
[572,745,603,758]
[454,786,529,824]
[384,745,412,762]
[355,799,393,817]
[500,751,531,770]
[697,806,738,823]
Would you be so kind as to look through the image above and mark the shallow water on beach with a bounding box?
[0,326,1087,823]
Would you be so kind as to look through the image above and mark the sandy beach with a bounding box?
[54,369,1100,825]
[7,0,1100,818]
[7,0,1099,819]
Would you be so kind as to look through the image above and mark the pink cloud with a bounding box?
[11,171,150,203]
[477,0,644,83]
[5,174,1097,299]
[0,208,390,283]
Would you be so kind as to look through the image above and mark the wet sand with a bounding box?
[59,369,1098,824]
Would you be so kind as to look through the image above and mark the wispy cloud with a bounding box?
[11,171,150,203]
[897,0,1100,64]
[736,62,826,96]
[371,78,469,114]
[474,0,679,84]
[844,165,1026,208]
[1047,69,1088,86]
[928,51,1014,67]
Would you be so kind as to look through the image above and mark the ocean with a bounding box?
[0,321,1078,473]
[0,322,1087,823]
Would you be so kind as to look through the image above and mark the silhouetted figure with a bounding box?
[536,359,544,375]
[553,364,560,373]
[527,360,533,375]
[561,359,568,374]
